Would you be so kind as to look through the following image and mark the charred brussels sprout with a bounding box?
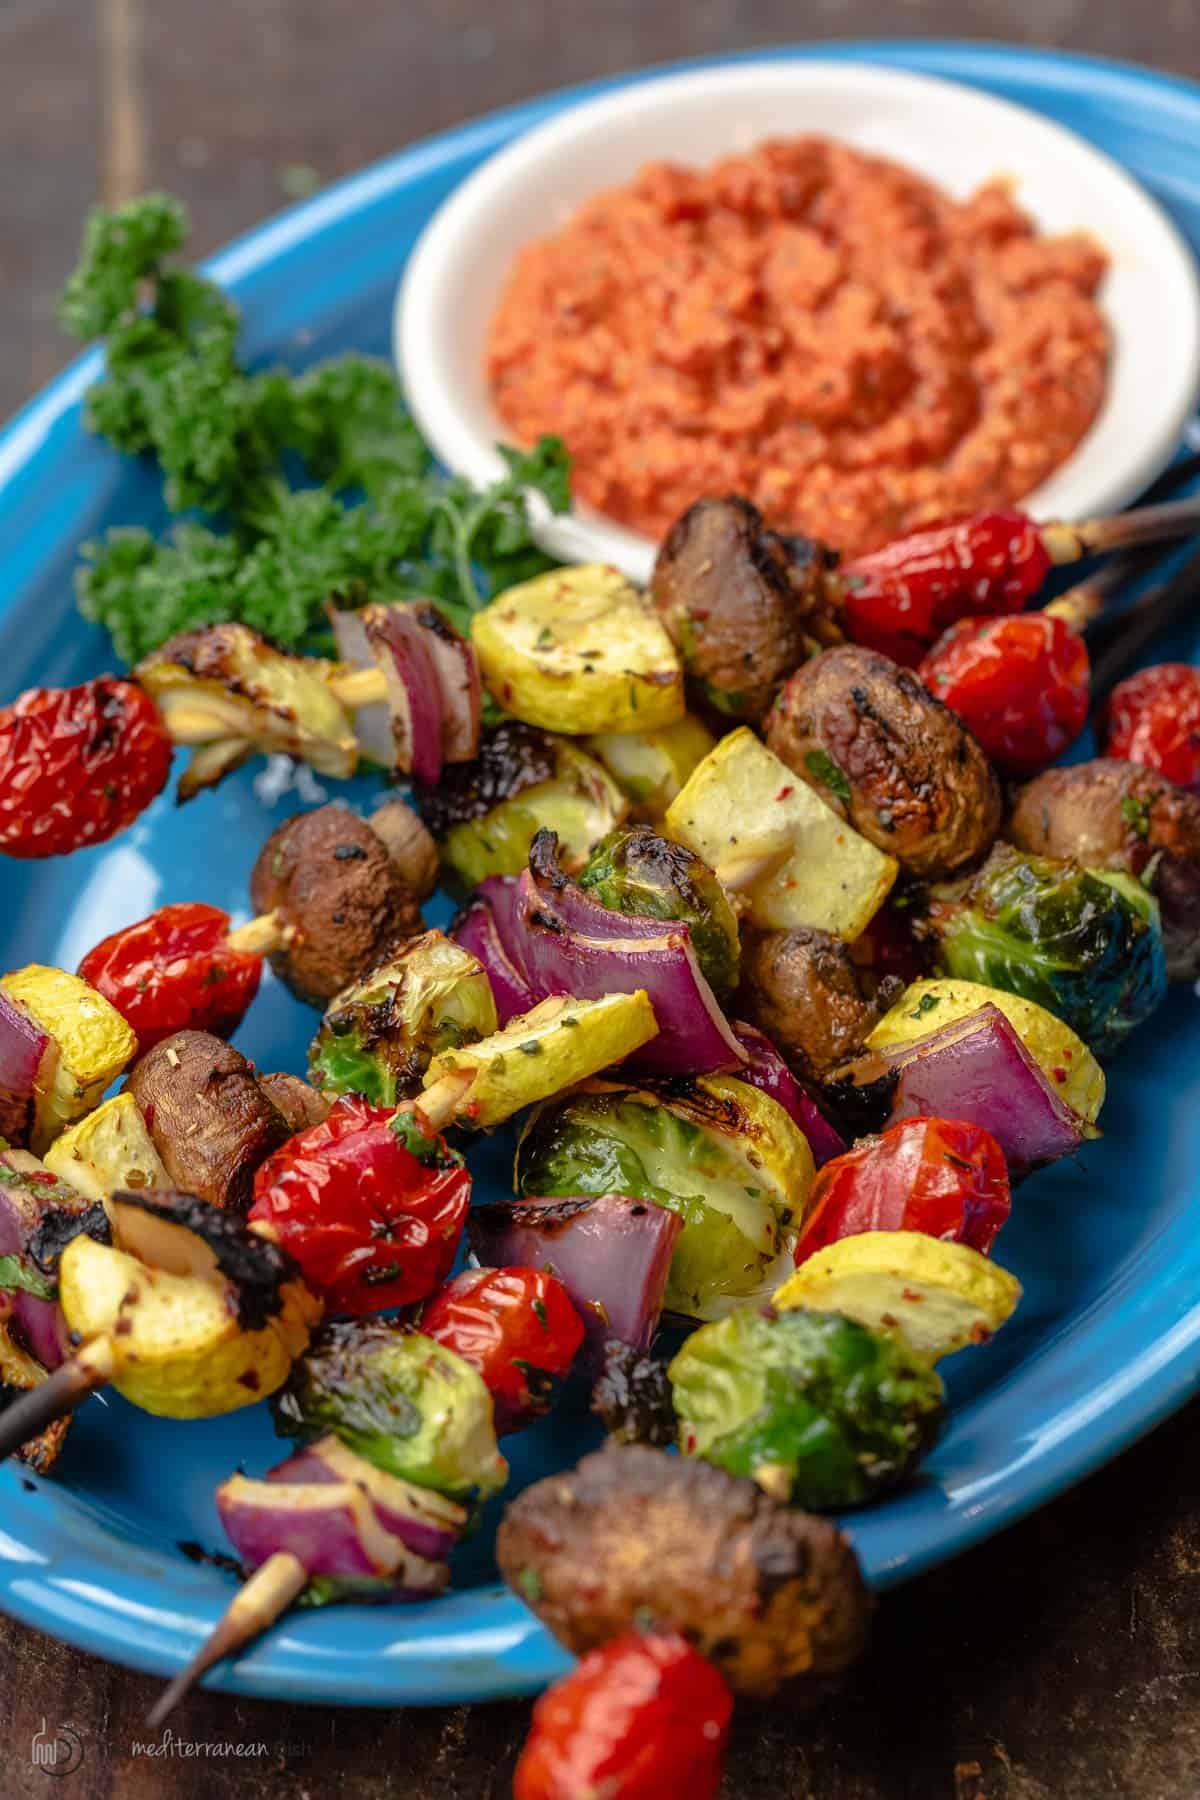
[272,1317,508,1503]
[516,1077,813,1321]
[308,930,498,1105]
[669,1303,944,1510]
[413,721,626,892]
[577,825,740,996]
[921,843,1168,1058]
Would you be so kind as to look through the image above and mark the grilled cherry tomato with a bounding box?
[1103,662,1200,795]
[249,1096,470,1315]
[841,510,1051,667]
[420,1266,583,1434]
[513,1630,732,1800]
[0,677,171,858]
[919,612,1089,775]
[78,902,262,1053]
[793,1115,1011,1266]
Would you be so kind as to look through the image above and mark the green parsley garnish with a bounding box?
[60,192,571,663]
[804,748,852,804]
[0,1254,56,1302]
[1120,793,1155,840]
[908,993,942,1021]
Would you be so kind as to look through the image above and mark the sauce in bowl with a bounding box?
[486,136,1109,557]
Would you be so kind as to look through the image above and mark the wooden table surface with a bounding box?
[3,3,1200,1794]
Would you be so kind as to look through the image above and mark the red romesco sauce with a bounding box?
[485,137,1110,558]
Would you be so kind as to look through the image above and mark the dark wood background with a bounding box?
[3,3,1200,1794]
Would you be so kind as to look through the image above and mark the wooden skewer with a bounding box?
[404,1071,475,1136]
[0,1336,115,1462]
[225,910,294,957]
[146,1552,308,1728]
[326,666,389,709]
[1040,492,1200,566]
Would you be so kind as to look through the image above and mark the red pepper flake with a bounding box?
[1052,1067,1068,1084]
[775,785,794,801]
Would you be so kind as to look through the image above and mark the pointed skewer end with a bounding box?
[146,1552,308,1729]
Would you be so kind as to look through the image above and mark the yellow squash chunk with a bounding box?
[44,1093,170,1201]
[137,622,358,779]
[60,1233,320,1419]
[472,566,685,735]
[424,991,658,1129]
[774,1230,1022,1362]
[1,966,137,1153]
[586,715,716,820]
[867,977,1104,1125]
[665,728,897,938]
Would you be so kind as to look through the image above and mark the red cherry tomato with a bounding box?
[919,612,1089,775]
[78,902,262,1053]
[1103,662,1200,795]
[249,1097,470,1315]
[420,1266,584,1434]
[793,1116,1011,1266]
[841,511,1051,667]
[513,1631,732,1800]
[0,677,171,858]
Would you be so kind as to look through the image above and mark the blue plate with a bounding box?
[2,40,1200,1708]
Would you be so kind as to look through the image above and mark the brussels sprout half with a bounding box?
[578,825,741,996]
[516,1076,814,1321]
[923,844,1168,1058]
[309,931,498,1106]
[272,1318,507,1504]
[669,1303,945,1510]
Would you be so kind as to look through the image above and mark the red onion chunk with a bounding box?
[878,1004,1090,1174]
[411,603,481,763]
[267,1435,467,1562]
[516,872,744,1077]
[732,1024,847,1168]
[332,602,446,784]
[467,1193,681,1372]
[364,605,446,787]
[216,1474,449,1592]
[10,1294,67,1372]
[0,992,49,1148]
[451,896,536,1026]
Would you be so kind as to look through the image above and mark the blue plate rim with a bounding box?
[1,37,1199,1706]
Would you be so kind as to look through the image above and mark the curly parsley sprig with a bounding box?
[61,192,570,663]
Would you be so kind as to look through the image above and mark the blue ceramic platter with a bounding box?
[3,41,1200,1708]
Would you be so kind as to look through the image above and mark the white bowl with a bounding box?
[396,59,1200,584]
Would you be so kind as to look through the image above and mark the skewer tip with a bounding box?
[145,1552,308,1729]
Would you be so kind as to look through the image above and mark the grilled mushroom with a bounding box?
[125,1031,291,1213]
[250,803,424,1007]
[766,644,1002,878]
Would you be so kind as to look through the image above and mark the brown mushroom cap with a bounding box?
[739,925,903,1080]
[250,803,423,1007]
[1009,758,1200,981]
[650,496,839,724]
[766,644,1001,878]
[124,1031,290,1214]
[496,1442,871,1700]
[256,1073,332,1135]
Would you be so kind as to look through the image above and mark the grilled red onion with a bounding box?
[331,603,444,785]
[732,1024,847,1168]
[833,1004,1092,1175]
[266,1435,466,1562]
[467,1193,681,1371]
[216,1473,449,1593]
[412,603,481,762]
[516,864,744,1077]
[450,890,536,1025]
[0,992,50,1148]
